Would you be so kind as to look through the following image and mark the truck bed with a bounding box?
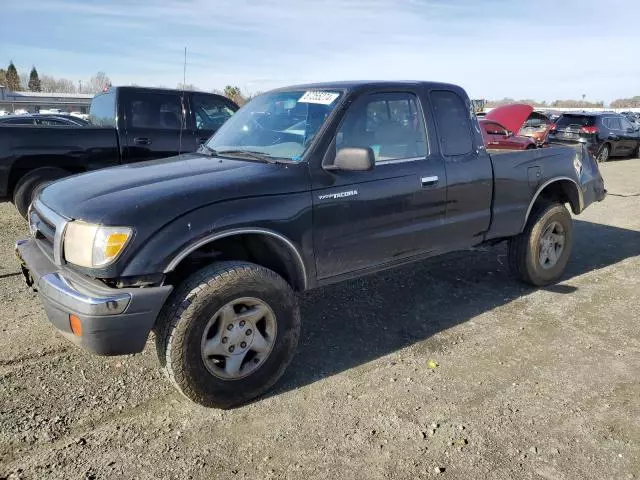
[487,143,603,240]
[0,125,120,198]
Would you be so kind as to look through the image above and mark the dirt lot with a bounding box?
[1,159,639,480]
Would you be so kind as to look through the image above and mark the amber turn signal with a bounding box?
[69,314,82,337]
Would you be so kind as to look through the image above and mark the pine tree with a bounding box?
[28,66,42,92]
[6,62,21,91]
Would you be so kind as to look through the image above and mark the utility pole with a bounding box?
[78,80,82,93]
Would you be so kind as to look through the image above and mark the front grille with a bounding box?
[30,208,55,249]
[28,200,68,265]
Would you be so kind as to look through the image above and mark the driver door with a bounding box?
[312,91,447,279]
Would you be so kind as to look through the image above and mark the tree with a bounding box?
[0,69,6,87]
[28,67,42,92]
[610,96,640,109]
[485,97,547,108]
[86,71,111,93]
[39,75,58,92]
[55,78,77,93]
[550,99,604,108]
[6,61,21,91]
[223,85,247,105]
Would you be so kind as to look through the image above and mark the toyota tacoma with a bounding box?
[16,81,606,408]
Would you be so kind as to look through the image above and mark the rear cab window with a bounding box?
[89,92,116,127]
[429,90,473,156]
[125,92,184,130]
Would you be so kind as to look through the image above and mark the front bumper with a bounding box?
[16,238,173,356]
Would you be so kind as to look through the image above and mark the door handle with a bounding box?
[134,137,151,146]
[421,176,439,187]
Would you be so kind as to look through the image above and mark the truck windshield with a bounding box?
[206,90,343,161]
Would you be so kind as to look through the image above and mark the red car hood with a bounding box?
[485,104,534,134]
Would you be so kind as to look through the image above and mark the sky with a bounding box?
[1,0,639,103]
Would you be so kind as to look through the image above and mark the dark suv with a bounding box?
[549,112,640,162]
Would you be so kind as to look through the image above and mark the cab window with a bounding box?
[336,92,427,163]
[192,94,236,130]
[430,90,473,156]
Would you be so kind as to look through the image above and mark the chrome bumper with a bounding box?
[38,272,131,315]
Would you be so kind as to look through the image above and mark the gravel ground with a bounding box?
[1,159,639,480]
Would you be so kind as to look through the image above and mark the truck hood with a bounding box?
[39,153,309,225]
[485,104,534,134]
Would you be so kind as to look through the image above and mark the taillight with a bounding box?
[580,126,598,134]
[549,123,557,132]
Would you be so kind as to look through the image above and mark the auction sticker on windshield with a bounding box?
[298,91,340,105]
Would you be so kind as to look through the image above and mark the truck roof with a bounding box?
[270,80,463,93]
[98,85,227,96]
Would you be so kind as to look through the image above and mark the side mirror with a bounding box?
[506,130,513,137]
[331,147,375,172]
[626,127,634,133]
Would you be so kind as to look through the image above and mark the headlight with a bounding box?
[64,222,132,268]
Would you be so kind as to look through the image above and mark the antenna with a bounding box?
[178,46,187,156]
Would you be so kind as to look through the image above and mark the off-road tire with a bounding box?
[12,167,68,219]
[508,202,573,286]
[155,261,300,409]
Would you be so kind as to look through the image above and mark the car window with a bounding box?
[607,117,622,130]
[620,117,634,131]
[336,92,427,163]
[430,90,473,156]
[2,117,34,125]
[127,92,184,130]
[482,121,507,136]
[89,92,116,127]
[556,115,595,128]
[192,94,236,130]
[36,118,71,126]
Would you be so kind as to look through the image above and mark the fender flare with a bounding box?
[521,176,583,231]
[163,227,308,289]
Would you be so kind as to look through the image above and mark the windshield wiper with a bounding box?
[215,149,290,164]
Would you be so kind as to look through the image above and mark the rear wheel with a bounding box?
[155,261,300,408]
[508,202,573,286]
[12,167,68,219]
[596,144,610,163]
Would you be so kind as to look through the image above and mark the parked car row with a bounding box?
[549,112,640,162]
[478,105,640,161]
[479,104,553,150]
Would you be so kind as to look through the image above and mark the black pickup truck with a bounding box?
[0,86,238,218]
[16,81,606,408]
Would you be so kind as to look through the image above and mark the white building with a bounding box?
[0,85,93,114]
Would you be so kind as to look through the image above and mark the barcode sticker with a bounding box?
[298,91,340,105]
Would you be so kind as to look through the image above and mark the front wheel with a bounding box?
[508,202,573,286]
[12,167,68,219]
[155,261,300,408]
